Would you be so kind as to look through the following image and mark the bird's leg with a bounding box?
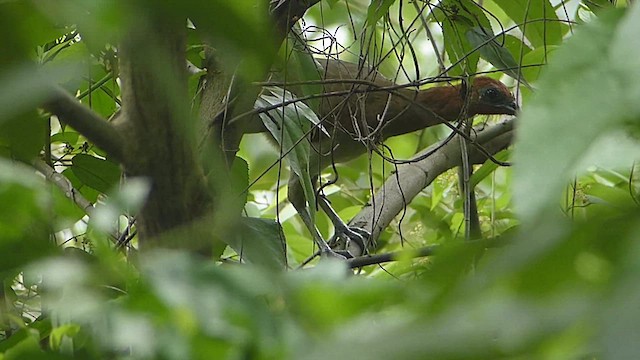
[458,121,483,273]
[295,204,347,260]
[458,121,481,240]
[289,168,368,259]
[317,194,369,257]
[289,174,347,260]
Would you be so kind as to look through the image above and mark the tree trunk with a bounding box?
[116,15,214,251]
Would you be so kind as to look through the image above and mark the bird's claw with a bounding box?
[329,226,370,256]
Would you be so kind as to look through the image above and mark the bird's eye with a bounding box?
[482,88,500,100]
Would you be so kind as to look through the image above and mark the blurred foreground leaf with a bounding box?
[514,7,639,221]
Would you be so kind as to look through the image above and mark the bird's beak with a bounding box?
[503,101,518,116]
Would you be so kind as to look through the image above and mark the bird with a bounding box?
[259,58,518,258]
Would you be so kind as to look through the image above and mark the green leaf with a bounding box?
[0,330,44,360]
[583,0,615,15]
[0,160,57,273]
[466,27,528,83]
[0,112,47,162]
[91,178,149,234]
[41,39,90,89]
[0,319,53,354]
[33,1,125,54]
[443,18,479,76]
[229,155,250,215]
[257,86,321,220]
[279,27,323,112]
[469,149,510,189]
[50,131,80,145]
[513,8,632,222]
[49,183,87,231]
[228,217,287,270]
[49,324,81,351]
[0,1,65,60]
[366,0,395,24]
[188,0,275,80]
[493,0,563,48]
[431,0,492,76]
[325,0,340,9]
[520,45,558,84]
[71,153,121,194]
[63,167,100,203]
[0,64,72,128]
[79,84,118,119]
[0,328,40,353]
[584,183,636,210]
[601,228,640,360]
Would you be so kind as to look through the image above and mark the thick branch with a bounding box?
[43,87,125,162]
[271,0,322,38]
[347,119,515,255]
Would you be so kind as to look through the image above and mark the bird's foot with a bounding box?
[328,226,370,257]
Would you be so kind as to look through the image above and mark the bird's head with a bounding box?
[467,77,518,116]
[417,76,518,123]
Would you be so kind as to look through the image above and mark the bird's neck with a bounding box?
[416,84,467,122]
[381,84,465,138]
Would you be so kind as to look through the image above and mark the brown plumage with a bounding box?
[292,59,517,174]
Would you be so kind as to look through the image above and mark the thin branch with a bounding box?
[34,159,127,247]
[42,86,125,163]
[348,245,436,268]
[346,236,510,268]
[33,159,95,216]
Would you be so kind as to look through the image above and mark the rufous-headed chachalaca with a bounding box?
[269,58,517,258]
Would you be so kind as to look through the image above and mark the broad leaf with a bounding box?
[466,27,528,83]
[278,26,323,112]
[257,86,323,221]
[228,217,287,270]
[493,0,563,48]
[366,0,395,25]
[71,153,121,194]
[431,0,492,76]
[0,112,47,162]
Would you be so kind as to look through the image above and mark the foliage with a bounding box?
[1,0,640,359]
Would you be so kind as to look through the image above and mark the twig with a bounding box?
[33,159,95,216]
[347,236,510,268]
[33,159,126,247]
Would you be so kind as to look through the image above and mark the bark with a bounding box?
[43,87,124,163]
[116,15,213,250]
